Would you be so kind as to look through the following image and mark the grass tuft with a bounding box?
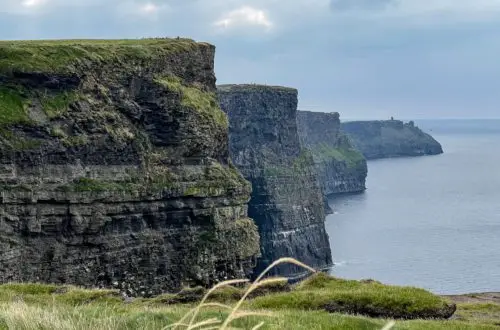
[250,272,455,320]
[155,76,228,129]
[0,86,30,125]
[40,90,79,119]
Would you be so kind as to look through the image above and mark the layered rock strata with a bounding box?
[0,39,260,296]
[297,111,367,197]
[218,85,332,276]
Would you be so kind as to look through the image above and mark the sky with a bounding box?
[1,0,500,119]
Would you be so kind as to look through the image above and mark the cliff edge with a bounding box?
[0,39,260,296]
[297,111,367,198]
[341,120,443,160]
[218,84,332,276]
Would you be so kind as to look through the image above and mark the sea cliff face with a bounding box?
[217,85,332,276]
[0,39,260,296]
[297,111,367,197]
[341,120,444,160]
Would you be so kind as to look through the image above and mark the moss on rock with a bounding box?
[40,90,79,119]
[155,76,228,129]
[263,150,314,177]
[310,144,365,169]
[0,86,30,125]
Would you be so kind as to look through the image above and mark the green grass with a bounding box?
[311,144,365,168]
[0,129,41,150]
[0,38,202,74]
[183,162,251,197]
[454,303,500,326]
[155,76,228,129]
[40,91,79,119]
[250,273,454,320]
[0,86,30,125]
[62,177,143,193]
[217,84,297,94]
[0,279,497,330]
[263,150,315,177]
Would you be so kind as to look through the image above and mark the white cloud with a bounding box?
[115,1,171,21]
[214,6,272,31]
[21,0,47,7]
[140,3,159,14]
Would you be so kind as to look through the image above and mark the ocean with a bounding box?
[327,119,500,295]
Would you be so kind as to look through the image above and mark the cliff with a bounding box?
[341,120,444,160]
[297,111,367,197]
[217,85,332,276]
[0,39,260,296]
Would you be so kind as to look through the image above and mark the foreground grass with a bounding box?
[0,281,497,329]
[249,273,454,319]
[0,300,495,330]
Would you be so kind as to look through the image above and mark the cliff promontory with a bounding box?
[218,85,332,276]
[297,111,367,197]
[341,120,443,160]
[0,39,260,296]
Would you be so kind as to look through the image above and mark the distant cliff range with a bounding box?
[341,120,444,160]
[297,111,367,197]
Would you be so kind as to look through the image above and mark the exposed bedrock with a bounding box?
[297,111,367,199]
[341,120,444,160]
[217,85,333,276]
[0,39,260,296]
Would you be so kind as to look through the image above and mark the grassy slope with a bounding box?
[0,281,497,329]
[249,274,452,318]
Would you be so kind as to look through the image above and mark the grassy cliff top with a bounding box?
[298,110,340,120]
[0,38,209,74]
[217,84,297,94]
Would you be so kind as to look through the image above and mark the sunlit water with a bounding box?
[327,120,500,294]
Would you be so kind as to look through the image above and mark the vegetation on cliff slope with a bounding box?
[310,143,365,169]
[0,86,30,125]
[155,76,228,128]
[263,150,316,177]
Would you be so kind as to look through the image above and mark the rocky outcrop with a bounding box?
[217,85,332,276]
[297,111,367,198]
[341,120,443,160]
[0,39,260,296]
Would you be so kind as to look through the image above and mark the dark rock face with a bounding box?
[217,85,332,276]
[341,120,444,160]
[297,111,367,197]
[0,39,260,296]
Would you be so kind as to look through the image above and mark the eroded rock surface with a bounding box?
[341,120,443,160]
[297,111,367,197]
[0,39,259,296]
[218,85,332,276]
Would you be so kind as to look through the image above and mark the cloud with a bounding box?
[117,1,171,20]
[214,6,272,31]
[21,0,47,7]
[2,0,500,118]
[329,0,500,20]
[330,0,396,11]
